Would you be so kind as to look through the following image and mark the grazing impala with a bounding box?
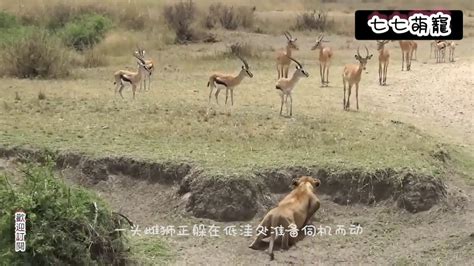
[376,40,390,86]
[342,46,373,111]
[206,53,253,113]
[311,34,333,86]
[275,31,299,79]
[275,56,309,117]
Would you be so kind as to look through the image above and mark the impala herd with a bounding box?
[114,34,458,116]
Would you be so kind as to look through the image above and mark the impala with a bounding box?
[342,46,373,111]
[275,31,298,79]
[275,56,309,117]
[311,34,333,86]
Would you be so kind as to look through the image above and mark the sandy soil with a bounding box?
[81,170,473,265]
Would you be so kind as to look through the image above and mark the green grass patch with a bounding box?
[1,54,472,178]
[0,161,131,264]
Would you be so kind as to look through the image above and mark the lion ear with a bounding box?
[291,179,299,187]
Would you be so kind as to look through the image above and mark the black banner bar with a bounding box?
[355,10,463,40]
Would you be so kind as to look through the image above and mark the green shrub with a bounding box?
[0,162,130,265]
[61,13,112,51]
[1,30,71,79]
[0,11,18,29]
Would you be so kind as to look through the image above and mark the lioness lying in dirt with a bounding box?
[249,175,321,260]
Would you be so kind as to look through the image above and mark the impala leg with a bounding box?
[355,83,359,110]
[279,94,284,116]
[289,94,293,117]
[230,88,234,106]
[383,62,388,85]
[118,84,125,99]
[378,62,382,85]
[215,88,221,105]
[148,74,151,91]
[325,64,330,84]
[208,86,214,104]
[346,84,352,110]
[132,84,137,100]
[319,63,323,85]
[401,52,404,71]
[225,88,229,106]
[277,65,280,79]
[342,77,346,110]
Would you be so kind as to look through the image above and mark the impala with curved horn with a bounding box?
[311,33,333,86]
[342,46,373,111]
[134,46,155,91]
[275,31,299,79]
[113,54,152,99]
[206,51,253,113]
[275,56,309,117]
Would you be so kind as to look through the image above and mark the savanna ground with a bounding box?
[1,0,474,265]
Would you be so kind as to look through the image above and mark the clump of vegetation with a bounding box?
[82,47,109,68]
[224,42,262,58]
[163,0,199,44]
[38,91,46,100]
[0,161,131,265]
[0,11,18,29]
[293,10,333,31]
[204,4,255,30]
[60,13,112,51]
[1,30,71,79]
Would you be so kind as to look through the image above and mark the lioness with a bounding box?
[249,175,321,260]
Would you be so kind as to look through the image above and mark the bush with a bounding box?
[1,30,71,79]
[82,47,109,68]
[0,162,131,265]
[61,13,112,51]
[224,42,262,58]
[293,10,333,31]
[163,0,198,44]
[0,11,18,29]
[204,4,255,30]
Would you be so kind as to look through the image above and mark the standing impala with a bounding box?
[113,54,152,99]
[376,40,390,86]
[206,53,253,113]
[275,31,299,79]
[275,56,309,117]
[134,46,154,91]
[311,34,333,86]
[342,46,373,111]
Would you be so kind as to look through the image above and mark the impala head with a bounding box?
[288,56,309,78]
[355,46,373,71]
[236,54,253,78]
[376,40,390,51]
[284,31,298,50]
[134,53,152,74]
[134,45,146,59]
[311,34,327,50]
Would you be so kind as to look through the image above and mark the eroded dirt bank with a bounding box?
[0,146,455,221]
[1,146,473,265]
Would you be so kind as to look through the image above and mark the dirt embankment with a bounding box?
[0,146,456,222]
